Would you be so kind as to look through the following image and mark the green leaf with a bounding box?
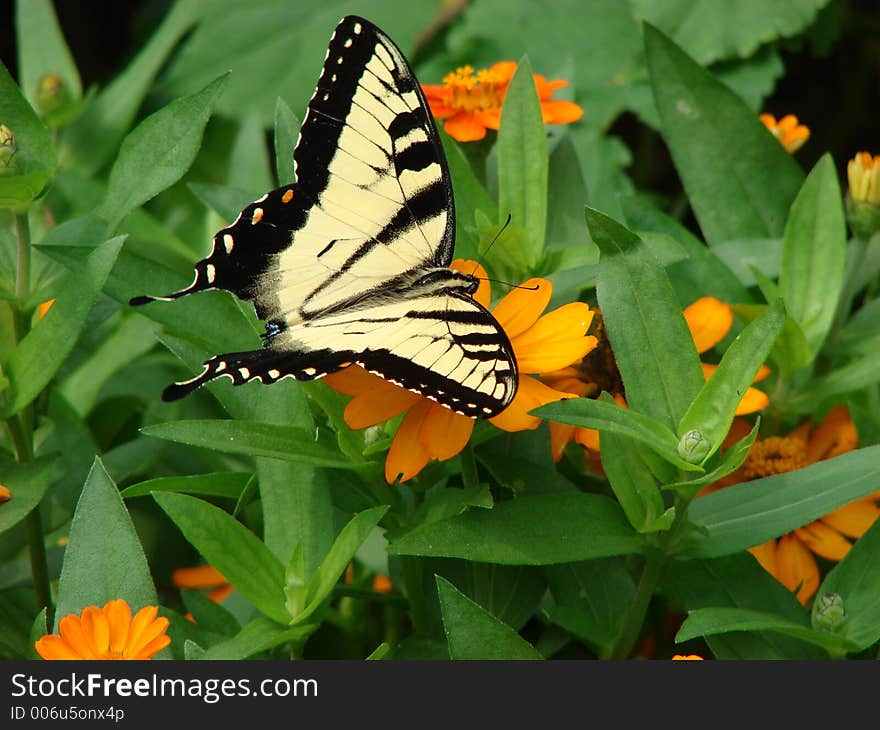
[15,0,82,107]
[633,0,826,65]
[497,56,548,269]
[389,493,644,565]
[546,134,592,256]
[666,420,759,496]
[289,505,389,624]
[0,60,56,211]
[0,457,57,535]
[1,237,123,417]
[533,397,702,473]
[779,154,847,361]
[599,431,673,532]
[54,459,158,631]
[436,576,542,660]
[790,354,880,412]
[98,74,228,229]
[273,97,299,186]
[662,554,823,659]
[198,618,316,660]
[153,491,288,624]
[544,558,636,654]
[713,238,782,286]
[141,420,354,470]
[677,299,785,462]
[587,206,704,430]
[60,0,203,173]
[682,446,880,558]
[676,607,859,655]
[644,23,803,246]
[365,642,391,660]
[120,471,251,500]
[228,110,273,193]
[180,590,240,637]
[812,518,880,650]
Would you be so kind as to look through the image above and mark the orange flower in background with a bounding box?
[0,485,10,503]
[847,151,880,206]
[544,297,768,462]
[37,299,55,319]
[707,407,878,605]
[35,599,170,660]
[421,62,583,142]
[760,113,809,153]
[172,564,233,606]
[324,259,596,483]
[672,654,704,660]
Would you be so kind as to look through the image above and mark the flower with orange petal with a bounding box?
[672,654,704,660]
[543,297,769,462]
[0,484,10,503]
[706,406,878,606]
[172,564,233,606]
[421,62,583,142]
[324,259,596,483]
[35,599,170,660]
[760,113,809,153]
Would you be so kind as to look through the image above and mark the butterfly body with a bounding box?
[132,16,517,418]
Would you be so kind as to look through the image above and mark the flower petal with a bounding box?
[574,426,600,451]
[684,296,733,353]
[491,278,551,339]
[81,606,110,656]
[58,614,97,659]
[512,303,596,373]
[775,534,820,605]
[734,385,769,415]
[794,521,852,562]
[488,61,518,82]
[748,539,778,576]
[549,421,576,462]
[132,634,172,660]
[540,99,584,125]
[474,108,502,131]
[344,382,419,430]
[444,112,487,142]
[420,403,475,460]
[126,606,167,658]
[104,599,131,655]
[0,485,10,502]
[806,405,858,464]
[532,74,567,99]
[386,400,432,483]
[490,375,577,432]
[323,365,384,396]
[35,634,83,660]
[172,565,228,590]
[820,498,880,539]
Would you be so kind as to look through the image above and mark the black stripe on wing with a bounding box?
[162,346,355,402]
[129,185,305,321]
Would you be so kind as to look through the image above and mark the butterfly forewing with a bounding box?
[131,15,518,419]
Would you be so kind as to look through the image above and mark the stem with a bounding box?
[10,211,52,625]
[606,551,665,660]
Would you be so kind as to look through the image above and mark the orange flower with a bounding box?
[372,574,393,593]
[760,113,809,153]
[708,407,877,605]
[0,485,10,502]
[172,564,233,606]
[672,654,704,660]
[324,260,596,483]
[544,297,768,462]
[37,299,55,319]
[421,62,583,142]
[35,599,170,660]
[847,151,880,206]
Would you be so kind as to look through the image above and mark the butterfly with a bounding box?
[131,15,517,419]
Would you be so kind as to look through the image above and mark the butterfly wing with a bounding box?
[131,15,454,327]
[163,290,517,418]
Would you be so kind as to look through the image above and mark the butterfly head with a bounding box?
[410,267,479,297]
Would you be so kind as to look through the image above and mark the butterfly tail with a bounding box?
[162,347,353,401]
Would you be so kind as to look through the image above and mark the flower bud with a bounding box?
[0,125,16,172]
[846,152,880,238]
[814,592,846,632]
[35,73,70,116]
[678,429,710,464]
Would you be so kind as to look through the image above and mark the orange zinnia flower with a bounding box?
[544,297,769,462]
[671,654,704,660]
[324,260,596,483]
[707,406,878,605]
[847,151,880,206]
[760,113,810,153]
[35,599,170,660]
[172,564,233,606]
[421,62,583,142]
[0,485,10,502]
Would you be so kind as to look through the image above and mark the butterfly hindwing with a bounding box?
[131,15,518,419]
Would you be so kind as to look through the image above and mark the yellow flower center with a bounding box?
[740,435,808,480]
[442,65,507,112]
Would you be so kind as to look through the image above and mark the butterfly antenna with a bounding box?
[471,213,512,276]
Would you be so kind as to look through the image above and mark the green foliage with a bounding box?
[1,0,877,663]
